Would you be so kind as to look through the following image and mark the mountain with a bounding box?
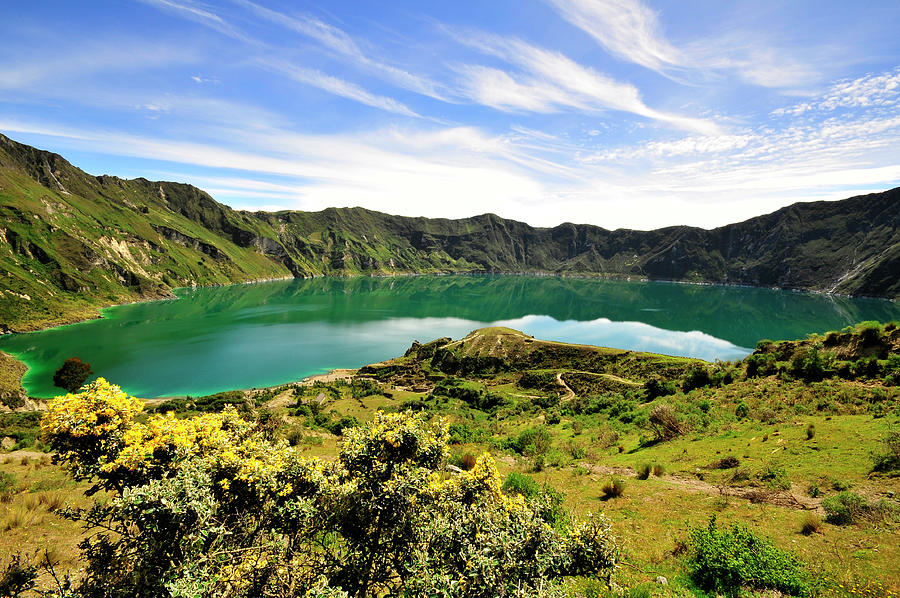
[1,132,898,332]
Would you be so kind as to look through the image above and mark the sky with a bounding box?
[1,0,899,230]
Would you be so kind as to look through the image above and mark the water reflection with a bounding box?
[2,275,897,398]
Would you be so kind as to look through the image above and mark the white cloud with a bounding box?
[453,33,720,134]
[545,0,681,72]
[773,69,900,116]
[0,40,195,92]
[259,59,420,117]
[232,0,448,101]
[546,0,823,88]
[135,0,254,43]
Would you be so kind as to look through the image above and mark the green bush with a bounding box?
[857,321,883,344]
[507,426,553,456]
[872,430,900,473]
[688,517,811,596]
[734,401,750,419]
[682,366,712,392]
[643,378,676,400]
[601,478,625,499]
[759,464,791,490]
[745,352,777,377]
[324,415,360,436]
[821,491,898,526]
[0,471,18,501]
[349,378,382,399]
[447,422,482,445]
[789,347,829,382]
[518,371,558,391]
[503,472,541,498]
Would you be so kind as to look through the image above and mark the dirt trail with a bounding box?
[579,463,822,511]
[556,373,576,401]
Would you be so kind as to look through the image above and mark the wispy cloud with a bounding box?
[545,0,823,88]
[135,0,425,117]
[453,33,720,134]
[135,0,255,43]
[232,0,448,101]
[545,0,681,72]
[0,39,195,92]
[259,59,420,117]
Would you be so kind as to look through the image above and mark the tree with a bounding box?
[41,380,618,597]
[53,357,93,393]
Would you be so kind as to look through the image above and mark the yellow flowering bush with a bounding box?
[41,390,617,598]
[41,378,144,484]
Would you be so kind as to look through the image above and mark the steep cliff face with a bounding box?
[0,132,897,332]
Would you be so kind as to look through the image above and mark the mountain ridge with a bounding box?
[1,132,898,332]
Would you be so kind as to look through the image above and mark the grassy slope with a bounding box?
[0,139,290,332]
[3,324,900,595]
[291,326,900,595]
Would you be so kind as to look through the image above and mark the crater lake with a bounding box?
[3,275,899,398]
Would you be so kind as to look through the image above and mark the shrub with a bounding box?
[0,472,17,500]
[503,472,541,498]
[349,378,381,399]
[41,384,619,597]
[735,401,750,419]
[745,353,776,378]
[760,464,791,490]
[823,491,869,525]
[688,517,811,596]
[789,347,828,382]
[800,513,822,536]
[601,478,625,499]
[755,339,774,351]
[851,356,880,379]
[682,366,712,392]
[636,463,651,480]
[447,422,480,444]
[647,404,687,441]
[857,321,882,344]
[53,357,93,393]
[709,456,740,469]
[830,477,851,491]
[636,463,664,479]
[519,371,557,391]
[643,378,676,400]
[324,415,360,436]
[872,430,900,473]
[805,423,815,440]
[507,426,553,456]
[0,553,36,598]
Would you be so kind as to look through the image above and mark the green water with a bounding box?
[2,275,899,398]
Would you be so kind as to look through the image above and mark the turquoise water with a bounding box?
[2,275,899,398]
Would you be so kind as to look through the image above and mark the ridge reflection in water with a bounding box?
[1,275,898,398]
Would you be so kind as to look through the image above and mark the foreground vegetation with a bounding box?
[2,321,899,596]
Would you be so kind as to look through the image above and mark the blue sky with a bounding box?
[1,0,899,230]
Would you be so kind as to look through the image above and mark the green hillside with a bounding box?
[1,132,898,332]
